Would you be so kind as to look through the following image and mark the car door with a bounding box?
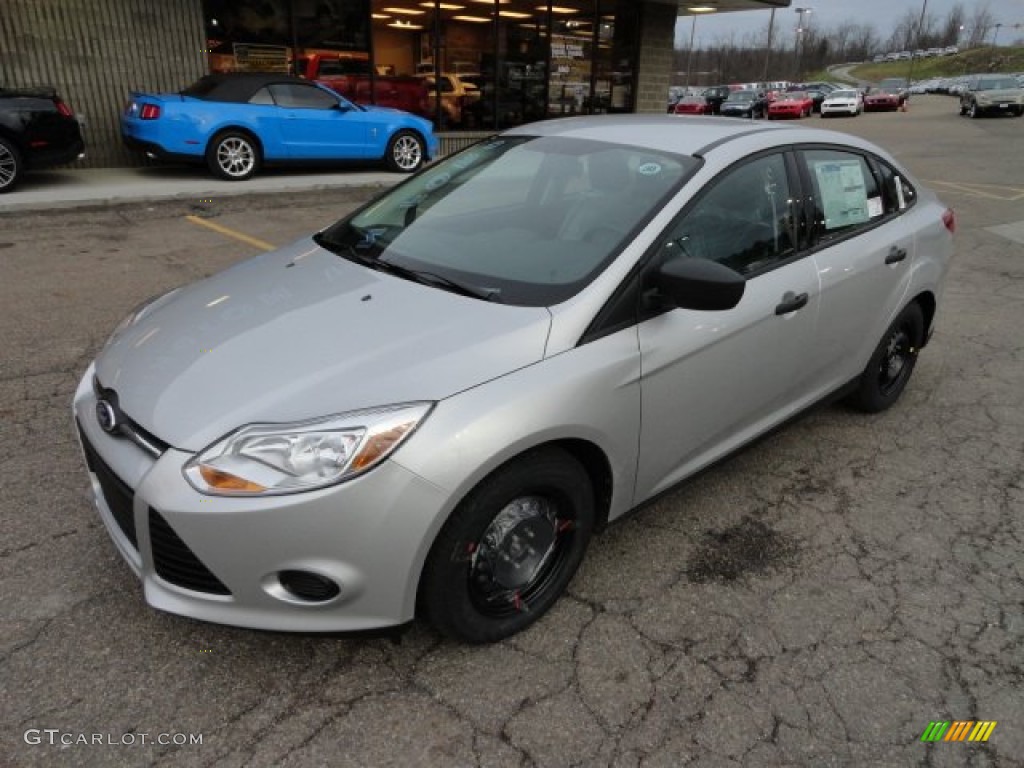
[267,82,367,159]
[635,151,821,501]
[796,147,916,393]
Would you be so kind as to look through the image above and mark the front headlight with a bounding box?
[183,403,433,496]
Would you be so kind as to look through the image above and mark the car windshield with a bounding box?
[829,90,857,99]
[317,136,698,306]
[728,92,756,102]
[785,91,808,100]
[976,78,1017,90]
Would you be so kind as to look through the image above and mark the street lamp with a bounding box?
[684,7,717,90]
[991,23,1003,47]
[794,7,812,79]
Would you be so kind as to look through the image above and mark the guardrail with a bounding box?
[437,131,494,157]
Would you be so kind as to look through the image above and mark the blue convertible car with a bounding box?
[121,73,438,180]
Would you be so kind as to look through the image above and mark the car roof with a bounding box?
[181,73,314,103]
[501,114,824,158]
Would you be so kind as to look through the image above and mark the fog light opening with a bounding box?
[277,570,341,603]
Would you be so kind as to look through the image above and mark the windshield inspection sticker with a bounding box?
[638,162,662,176]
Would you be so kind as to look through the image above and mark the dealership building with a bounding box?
[1,0,788,168]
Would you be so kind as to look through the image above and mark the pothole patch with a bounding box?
[685,516,798,584]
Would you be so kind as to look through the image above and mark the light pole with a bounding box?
[762,8,776,81]
[991,23,1003,47]
[794,7,812,80]
[685,15,698,90]
[907,0,928,88]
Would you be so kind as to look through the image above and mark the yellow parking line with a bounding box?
[185,215,276,251]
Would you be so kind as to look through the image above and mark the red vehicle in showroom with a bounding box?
[767,90,813,119]
[672,95,710,115]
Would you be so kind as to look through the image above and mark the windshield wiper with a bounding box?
[377,259,502,302]
[313,232,500,302]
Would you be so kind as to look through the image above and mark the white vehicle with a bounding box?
[820,89,864,117]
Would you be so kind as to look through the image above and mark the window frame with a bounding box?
[793,143,918,256]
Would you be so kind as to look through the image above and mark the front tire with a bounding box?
[968,102,979,119]
[850,303,925,413]
[0,136,22,194]
[386,130,425,173]
[206,131,260,181]
[419,448,595,643]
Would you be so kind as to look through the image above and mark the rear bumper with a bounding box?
[122,134,200,164]
[27,137,85,168]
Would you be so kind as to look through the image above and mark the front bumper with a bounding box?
[73,365,450,632]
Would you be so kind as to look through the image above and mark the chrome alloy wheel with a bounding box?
[392,135,422,171]
[468,495,574,616]
[216,137,256,178]
[0,141,17,190]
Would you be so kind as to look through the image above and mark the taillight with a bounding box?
[55,99,74,117]
[140,104,162,120]
[942,208,956,234]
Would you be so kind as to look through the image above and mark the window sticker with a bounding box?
[637,162,662,176]
[814,159,871,230]
[867,196,884,218]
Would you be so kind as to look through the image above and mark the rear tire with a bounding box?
[385,130,425,173]
[849,303,925,413]
[0,136,22,194]
[419,448,595,643]
[206,131,260,181]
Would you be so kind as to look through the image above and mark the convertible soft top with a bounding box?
[180,73,311,103]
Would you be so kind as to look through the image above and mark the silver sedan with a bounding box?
[74,116,955,643]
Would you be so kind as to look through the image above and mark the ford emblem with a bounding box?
[95,399,119,433]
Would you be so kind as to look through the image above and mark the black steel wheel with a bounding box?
[206,130,261,181]
[0,136,22,194]
[850,302,925,413]
[419,447,594,643]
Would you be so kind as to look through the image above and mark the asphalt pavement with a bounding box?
[2,96,1023,767]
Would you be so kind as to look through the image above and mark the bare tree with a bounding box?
[966,1,995,47]
[940,3,967,47]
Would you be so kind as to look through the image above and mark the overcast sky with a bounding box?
[675,0,1024,47]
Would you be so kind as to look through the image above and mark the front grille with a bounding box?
[79,425,138,548]
[149,508,231,595]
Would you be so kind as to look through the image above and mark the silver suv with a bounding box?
[959,75,1024,118]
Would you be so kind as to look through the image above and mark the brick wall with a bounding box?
[1,0,206,167]
[635,2,677,114]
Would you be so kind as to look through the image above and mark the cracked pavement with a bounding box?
[1,96,1022,767]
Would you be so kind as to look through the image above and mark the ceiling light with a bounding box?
[499,10,532,18]
[418,2,465,8]
[388,20,425,29]
[544,6,580,14]
[687,5,718,12]
[452,14,491,21]
[381,7,426,15]
[372,13,391,18]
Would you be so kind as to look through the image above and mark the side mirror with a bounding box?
[652,258,745,311]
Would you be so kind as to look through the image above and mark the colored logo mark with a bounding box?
[920,721,997,743]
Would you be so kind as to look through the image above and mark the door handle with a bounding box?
[885,246,908,264]
[775,291,809,315]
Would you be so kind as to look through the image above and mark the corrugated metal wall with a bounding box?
[0,0,206,167]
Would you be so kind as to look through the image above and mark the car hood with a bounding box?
[95,238,552,452]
